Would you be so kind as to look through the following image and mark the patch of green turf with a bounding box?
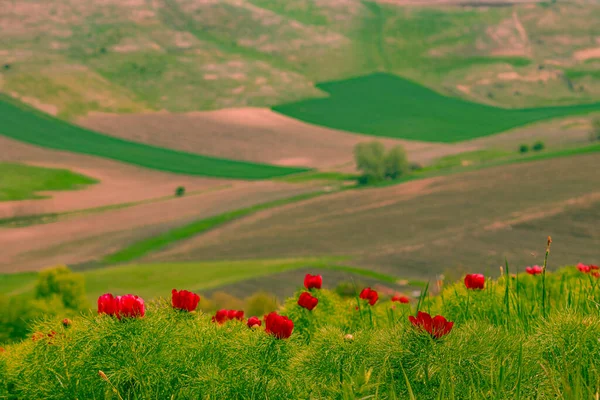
[276,171,358,184]
[0,163,97,201]
[273,73,600,142]
[0,272,38,297]
[0,96,309,179]
[103,191,327,264]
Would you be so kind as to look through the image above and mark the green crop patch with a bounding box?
[0,163,97,201]
[0,97,308,179]
[273,73,600,143]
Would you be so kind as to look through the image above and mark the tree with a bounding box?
[532,141,545,152]
[590,118,600,142]
[354,141,386,184]
[175,186,186,197]
[519,144,529,154]
[384,145,409,179]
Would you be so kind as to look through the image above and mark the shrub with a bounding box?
[354,142,409,184]
[532,140,545,151]
[244,291,279,317]
[34,266,87,310]
[384,145,409,179]
[354,141,386,184]
[519,144,529,153]
[175,186,186,197]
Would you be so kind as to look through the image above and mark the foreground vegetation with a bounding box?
[0,98,308,179]
[274,73,600,142]
[1,250,599,398]
[0,163,97,201]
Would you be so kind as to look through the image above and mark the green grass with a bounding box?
[0,258,407,304]
[0,163,97,201]
[2,264,600,399]
[275,171,358,184]
[0,97,308,179]
[273,73,600,142]
[103,191,327,264]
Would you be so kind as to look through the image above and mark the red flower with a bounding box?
[172,289,200,312]
[359,288,379,306]
[593,271,600,279]
[304,274,322,290]
[409,311,454,339]
[212,309,228,324]
[464,274,485,290]
[591,265,599,270]
[32,332,44,342]
[212,309,244,324]
[247,316,262,328]
[391,295,410,304]
[116,295,145,319]
[525,265,543,275]
[98,293,119,316]
[577,263,591,273]
[298,292,319,311]
[264,312,294,339]
[62,318,72,327]
[0,347,4,353]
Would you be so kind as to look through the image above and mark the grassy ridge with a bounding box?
[273,73,600,142]
[0,163,97,201]
[0,97,308,179]
[2,265,599,398]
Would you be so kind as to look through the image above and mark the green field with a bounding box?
[0,258,410,304]
[273,73,600,142]
[0,163,97,201]
[0,98,308,179]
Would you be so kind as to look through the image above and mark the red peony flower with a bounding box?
[212,309,229,324]
[116,294,145,319]
[212,309,244,324]
[464,274,485,290]
[265,312,294,339]
[171,289,200,312]
[247,316,262,328]
[98,293,119,316]
[304,274,322,290]
[525,265,543,275]
[298,292,319,311]
[359,288,379,306]
[391,295,410,304]
[409,311,454,339]
[62,318,72,327]
[577,263,591,273]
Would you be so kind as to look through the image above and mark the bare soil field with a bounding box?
[149,153,600,279]
[78,108,470,170]
[0,136,228,218]
[0,180,318,273]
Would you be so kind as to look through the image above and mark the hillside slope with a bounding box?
[1,0,599,118]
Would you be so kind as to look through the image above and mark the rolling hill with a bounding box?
[0,97,308,179]
[1,0,599,119]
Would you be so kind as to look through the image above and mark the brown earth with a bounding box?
[147,153,600,279]
[78,108,473,170]
[0,179,319,273]
[0,136,228,218]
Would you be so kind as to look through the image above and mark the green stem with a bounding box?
[541,237,552,318]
